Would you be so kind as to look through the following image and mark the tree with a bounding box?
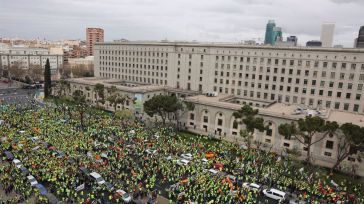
[28,64,43,82]
[8,62,25,81]
[233,105,266,149]
[172,100,195,131]
[72,90,87,127]
[144,95,182,125]
[278,116,336,164]
[44,59,52,98]
[57,79,70,98]
[330,123,364,172]
[106,94,123,112]
[107,85,117,95]
[93,83,105,107]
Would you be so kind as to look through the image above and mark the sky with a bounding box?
[0,0,363,47]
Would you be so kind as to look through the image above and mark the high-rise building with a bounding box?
[86,28,104,56]
[273,27,283,43]
[320,23,335,47]
[356,26,364,48]
[264,20,276,45]
[287,36,298,46]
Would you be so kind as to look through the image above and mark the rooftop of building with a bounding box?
[185,94,364,126]
[67,77,199,95]
[95,41,364,52]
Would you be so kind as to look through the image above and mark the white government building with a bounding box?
[65,41,364,175]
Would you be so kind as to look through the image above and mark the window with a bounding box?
[217,119,223,126]
[324,152,332,157]
[337,92,341,98]
[203,116,208,123]
[344,103,349,110]
[356,94,361,100]
[338,82,343,89]
[332,62,337,69]
[326,141,334,149]
[190,113,195,120]
[334,102,340,109]
[353,104,359,112]
[360,74,364,81]
[326,101,331,108]
[358,84,363,91]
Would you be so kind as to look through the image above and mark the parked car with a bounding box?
[263,188,286,202]
[103,182,114,192]
[208,169,219,175]
[176,159,190,166]
[27,175,38,186]
[4,151,14,161]
[181,153,193,160]
[242,182,261,191]
[114,189,132,203]
[146,149,157,155]
[90,172,106,185]
[35,184,48,195]
[12,159,22,168]
[20,166,30,176]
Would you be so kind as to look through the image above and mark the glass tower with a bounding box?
[264,20,276,45]
[357,26,364,48]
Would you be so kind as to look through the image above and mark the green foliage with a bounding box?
[44,59,52,98]
[279,116,340,164]
[115,109,135,121]
[233,105,266,134]
[297,116,326,133]
[184,101,195,111]
[340,123,364,145]
[93,83,105,105]
[278,122,298,140]
[144,95,181,124]
[107,93,130,111]
[72,90,86,104]
[58,79,70,97]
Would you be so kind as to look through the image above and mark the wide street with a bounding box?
[0,79,38,106]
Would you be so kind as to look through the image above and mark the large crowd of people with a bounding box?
[0,101,363,204]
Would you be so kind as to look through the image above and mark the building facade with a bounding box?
[94,41,364,114]
[0,47,63,78]
[86,28,104,56]
[321,23,335,48]
[356,26,364,48]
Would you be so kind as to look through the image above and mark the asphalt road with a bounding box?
[0,88,37,106]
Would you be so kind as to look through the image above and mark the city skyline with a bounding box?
[0,0,363,47]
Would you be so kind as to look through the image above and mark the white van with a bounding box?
[263,188,286,202]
